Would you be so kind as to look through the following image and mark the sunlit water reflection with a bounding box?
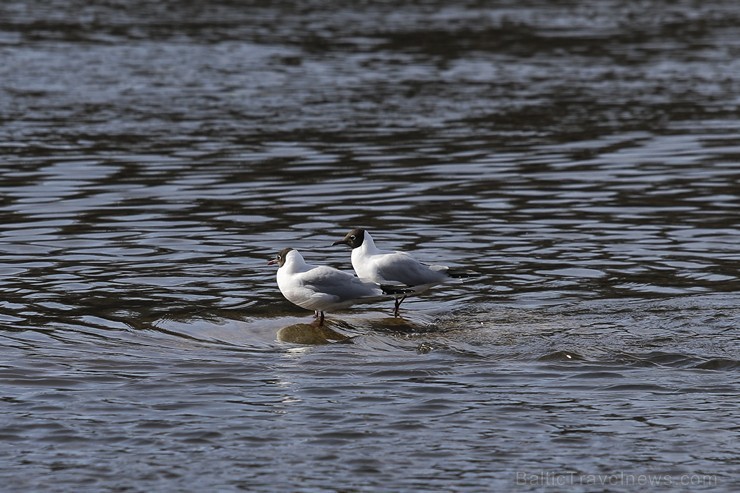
[1,1,738,491]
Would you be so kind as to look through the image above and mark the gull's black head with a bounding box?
[332,228,365,249]
[268,247,294,267]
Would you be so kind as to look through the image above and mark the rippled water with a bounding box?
[1,1,739,491]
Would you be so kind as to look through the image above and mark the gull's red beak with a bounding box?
[267,258,277,266]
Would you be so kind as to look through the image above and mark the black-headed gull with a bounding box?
[268,247,409,325]
[333,229,475,316]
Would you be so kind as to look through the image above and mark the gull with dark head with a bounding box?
[268,247,409,325]
[333,229,475,316]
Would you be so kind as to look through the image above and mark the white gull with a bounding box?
[268,247,409,325]
[333,229,475,316]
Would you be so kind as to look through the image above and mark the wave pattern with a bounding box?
[0,1,738,491]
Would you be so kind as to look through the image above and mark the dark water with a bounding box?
[1,1,739,491]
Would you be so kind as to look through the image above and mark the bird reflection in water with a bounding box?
[276,323,352,345]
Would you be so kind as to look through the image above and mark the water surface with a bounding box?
[1,1,738,491]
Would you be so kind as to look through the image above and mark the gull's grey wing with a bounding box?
[372,252,448,286]
[301,266,383,302]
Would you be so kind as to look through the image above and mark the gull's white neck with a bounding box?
[350,231,384,281]
[282,250,311,273]
[359,231,382,255]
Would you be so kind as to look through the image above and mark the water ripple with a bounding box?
[1,0,739,491]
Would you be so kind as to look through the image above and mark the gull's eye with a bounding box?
[350,235,356,240]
